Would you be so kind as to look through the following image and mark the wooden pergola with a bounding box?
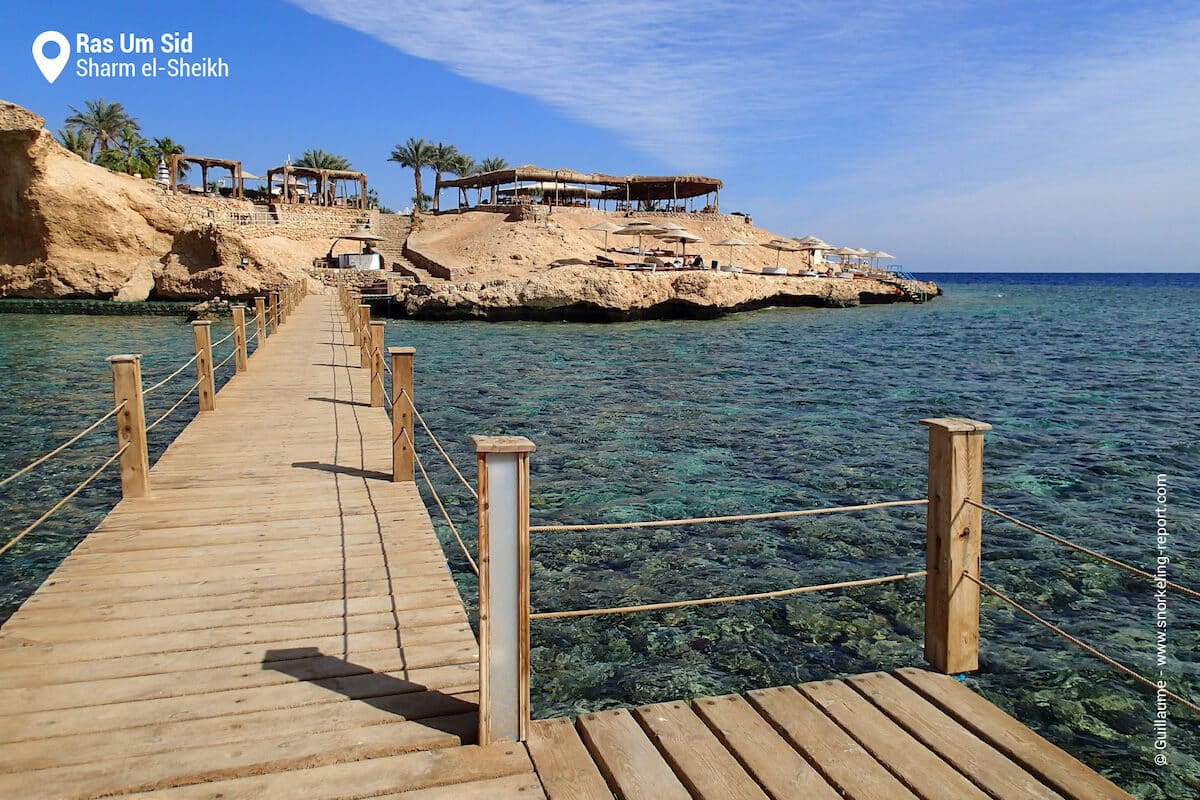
[169,155,244,198]
[265,165,368,209]
[438,165,722,212]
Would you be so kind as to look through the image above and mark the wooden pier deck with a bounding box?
[0,293,1134,799]
[0,294,537,798]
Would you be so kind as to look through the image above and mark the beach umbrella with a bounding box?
[581,220,623,252]
[614,223,665,255]
[794,235,830,247]
[831,246,858,267]
[713,237,753,270]
[655,230,703,260]
[762,239,801,269]
[656,219,686,231]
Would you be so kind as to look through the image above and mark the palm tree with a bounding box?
[388,138,434,212]
[56,128,94,158]
[146,136,187,180]
[428,142,460,213]
[450,154,478,208]
[64,98,138,157]
[120,126,155,177]
[479,156,508,203]
[295,149,352,170]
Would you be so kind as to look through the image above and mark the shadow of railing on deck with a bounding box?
[262,647,478,739]
[291,460,392,481]
[307,395,371,407]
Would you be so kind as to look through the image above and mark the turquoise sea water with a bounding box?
[0,275,1196,798]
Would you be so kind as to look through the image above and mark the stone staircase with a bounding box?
[375,213,446,284]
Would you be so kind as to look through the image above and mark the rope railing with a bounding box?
[0,443,129,558]
[403,427,479,576]
[965,572,1200,716]
[0,401,127,490]
[213,348,237,372]
[966,499,1200,601]
[145,380,201,433]
[395,389,479,501]
[210,327,237,348]
[530,498,928,533]
[531,570,927,620]
[142,353,199,397]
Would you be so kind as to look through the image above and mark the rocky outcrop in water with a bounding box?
[395,266,930,321]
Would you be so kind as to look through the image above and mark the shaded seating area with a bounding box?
[439,164,723,214]
[265,165,369,209]
[168,155,244,198]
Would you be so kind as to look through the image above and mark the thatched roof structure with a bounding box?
[265,164,369,208]
[169,154,244,198]
[600,174,722,202]
[440,164,723,208]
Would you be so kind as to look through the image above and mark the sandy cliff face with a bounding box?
[0,101,317,300]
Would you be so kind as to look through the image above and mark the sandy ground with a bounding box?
[409,208,862,281]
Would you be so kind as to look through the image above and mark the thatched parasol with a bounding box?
[713,237,753,270]
[655,230,703,260]
[762,239,801,270]
[581,220,624,252]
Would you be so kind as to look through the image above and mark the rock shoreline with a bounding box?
[387,267,937,322]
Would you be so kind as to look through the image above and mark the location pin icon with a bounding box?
[32,31,70,84]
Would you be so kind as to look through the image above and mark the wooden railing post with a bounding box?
[192,321,216,412]
[358,305,371,369]
[921,417,991,674]
[254,296,267,342]
[472,435,535,744]
[268,292,278,333]
[390,347,415,482]
[350,292,362,345]
[107,354,150,498]
[232,306,248,373]
[369,322,386,408]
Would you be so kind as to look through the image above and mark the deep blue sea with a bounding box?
[0,274,1195,798]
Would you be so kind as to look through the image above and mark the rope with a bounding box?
[405,427,479,576]
[143,353,199,397]
[0,402,126,489]
[0,443,129,558]
[531,570,927,620]
[214,349,237,371]
[396,390,478,500]
[531,498,928,533]
[967,500,1200,601]
[210,328,237,347]
[965,573,1200,716]
[146,380,201,432]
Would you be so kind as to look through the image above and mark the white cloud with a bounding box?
[291,1,1200,269]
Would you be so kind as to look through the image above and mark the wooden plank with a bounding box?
[0,712,477,799]
[0,685,474,773]
[526,717,613,800]
[633,700,769,799]
[113,740,535,800]
[895,669,1135,800]
[0,641,478,715]
[847,672,1066,800]
[373,773,546,799]
[576,708,691,800]
[0,620,474,688]
[746,685,920,800]
[692,693,841,800]
[798,679,990,800]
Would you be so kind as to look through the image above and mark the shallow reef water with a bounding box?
[0,274,1196,798]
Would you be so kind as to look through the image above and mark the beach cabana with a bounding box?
[169,155,244,198]
[266,165,369,209]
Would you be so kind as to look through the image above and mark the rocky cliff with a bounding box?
[395,265,929,321]
[0,101,321,300]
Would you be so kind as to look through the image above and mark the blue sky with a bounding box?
[2,1,1197,271]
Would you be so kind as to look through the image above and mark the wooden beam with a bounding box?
[390,347,415,483]
[920,417,991,673]
[369,322,386,408]
[106,355,150,499]
[191,322,216,412]
[232,306,248,373]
